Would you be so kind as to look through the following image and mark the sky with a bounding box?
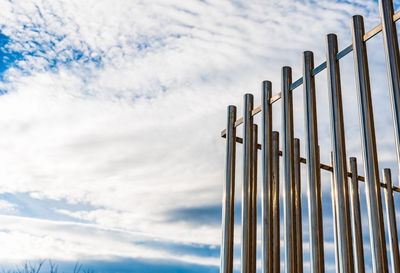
[0,0,400,272]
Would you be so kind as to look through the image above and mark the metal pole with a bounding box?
[221,105,237,273]
[326,33,354,273]
[294,138,303,273]
[251,124,258,273]
[351,15,388,273]
[331,152,341,273]
[379,0,400,185]
[349,157,365,273]
[262,81,273,273]
[282,66,296,273]
[383,169,400,273]
[242,94,254,273]
[303,50,325,273]
[272,131,280,273]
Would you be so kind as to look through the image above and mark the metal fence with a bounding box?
[219,0,400,272]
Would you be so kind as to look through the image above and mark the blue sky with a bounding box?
[0,0,399,272]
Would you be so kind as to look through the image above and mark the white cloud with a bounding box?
[0,199,18,213]
[0,215,219,266]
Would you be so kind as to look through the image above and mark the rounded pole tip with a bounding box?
[383,168,392,174]
[383,168,392,186]
[227,105,237,111]
[262,81,272,98]
[282,66,292,72]
[349,157,357,163]
[351,15,364,29]
[272,131,279,138]
[282,66,292,79]
[244,93,254,107]
[303,51,313,57]
[263,80,272,85]
[383,168,392,179]
[326,33,337,43]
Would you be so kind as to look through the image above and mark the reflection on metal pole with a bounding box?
[294,138,303,273]
[379,0,400,185]
[272,131,280,273]
[262,81,273,273]
[251,124,258,273]
[282,66,296,273]
[326,33,354,273]
[352,15,388,273]
[303,51,325,273]
[349,158,365,273]
[383,169,400,273]
[220,105,237,273]
[331,152,340,273]
[242,94,254,273]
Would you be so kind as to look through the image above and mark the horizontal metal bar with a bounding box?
[270,93,281,103]
[291,77,303,90]
[364,24,382,41]
[312,62,327,76]
[220,10,400,137]
[337,44,353,60]
[252,105,262,118]
[222,134,400,193]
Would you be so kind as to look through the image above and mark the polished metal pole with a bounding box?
[242,94,254,273]
[326,33,354,273]
[262,81,273,273]
[272,131,280,273]
[331,152,341,273]
[251,124,258,273]
[349,157,365,273]
[294,138,303,273]
[383,169,400,273]
[351,15,388,273]
[221,105,237,273]
[302,51,325,273]
[282,66,296,273]
[379,0,400,184]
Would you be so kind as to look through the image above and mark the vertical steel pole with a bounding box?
[383,169,400,273]
[272,131,280,273]
[303,50,325,273]
[294,138,303,273]
[326,33,354,273]
[351,15,389,273]
[331,152,341,273]
[349,157,365,273]
[242,94,254,273]
[221,105,237,273]
[282,66,296,273]
[251,124,258,273]
[262,81,273,273]
[379,0,400,184]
